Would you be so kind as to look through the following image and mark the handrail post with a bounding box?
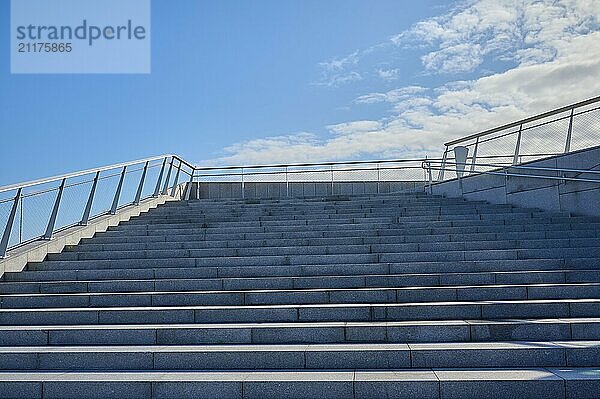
[153,158,167,198]
[110,167,127,215]
[470,137,479,174]
[19,195,23,243]
[438,146,449,182]
[512,124,523,165]
[184,171,194,200]
[80,172,100,225]
[330,165,334,195]
[43,179,66,240]
[426,162,433,194]
[241,168,245,199]
[377,163,381,194]
[161,157,174,195]
[564,108,574,153]
[285,167,289,198]
[134,162,149,205]
[171,161,181,197]
[0,188,22,258]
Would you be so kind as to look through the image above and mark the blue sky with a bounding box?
[1,0,599,185]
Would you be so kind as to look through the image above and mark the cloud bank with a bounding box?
[209,0,600,166]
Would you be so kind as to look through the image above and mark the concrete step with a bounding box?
[117,212,568,230]
[0,298,599,325]
[30,251,600,273]
[127,208,546,223]
[106,219,599,235]
[47,244,600,262]
[2,283,600,309]
[0,368,594,398]
[95,224,600,241]
[66,238,600,254]
[4,269,600,294]
[0,341,597,371]
[84,229,600,245]
[140,207,532,220]
[13,259,590,281]
[2,318,600,346]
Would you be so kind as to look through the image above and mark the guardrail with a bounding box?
[2,97,599,257]
[436,96,600,181]
[0,155,195,258]
[189,158,434,198]
[422,160,600,192]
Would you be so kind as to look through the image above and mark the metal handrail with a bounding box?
[0,154,197,258]
[3,97,598,258]
[423,160,600,187]
[194,163,427,179]
[426,160,600,176]
[191,157,434,172]
[0,154,193,194]
[444,96,600,147]
[186,157,435,201]
[436,95,600,182]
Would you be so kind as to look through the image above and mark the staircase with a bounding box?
[0,192,599,398]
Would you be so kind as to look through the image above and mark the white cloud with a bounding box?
[355,86,428,104]
[207,1,600,166]
[314,51,363,87]
[320,72,363,87]
[395,0,600,74]
[327,121,382,135]
[377,68,401,81]
[318,50,360,72]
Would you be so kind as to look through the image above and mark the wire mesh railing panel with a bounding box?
[90,174,120,216]
[287,168,333,183]
[332,166,379,182]
[140,163,162,199]
[474,131,519,158]
[243,168,287,183]
[520,117,569,157]
[54,181,93,231]
[196,171,242,183]
[118,168,143,207]
[19,189,56,245]
[379,164,425,181]
[571,107,600,152]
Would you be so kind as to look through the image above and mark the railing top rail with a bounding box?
[0,154,191,195]
[424,160,600,176]
[443,95,600,147]
[192,157,435,173]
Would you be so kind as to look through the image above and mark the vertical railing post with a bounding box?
[470,137,479,174]
[564,108,574,153]
[512,124,523,165]
[80,171,100,225]
[438,146,449,182]
[0,188,22,258]
[171,161,181,197]
[161,157,174,195]
[43,179,66,240]
[19,194,23,243]
[153,158,167,198]
[376,163,381,194]
[426,162,433,194]
[110,167,127,215]
[330,165,334,195]
[134,162,149,205]
[241,168,245,199]
[285,167,289,198]
[184,171,194,200]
